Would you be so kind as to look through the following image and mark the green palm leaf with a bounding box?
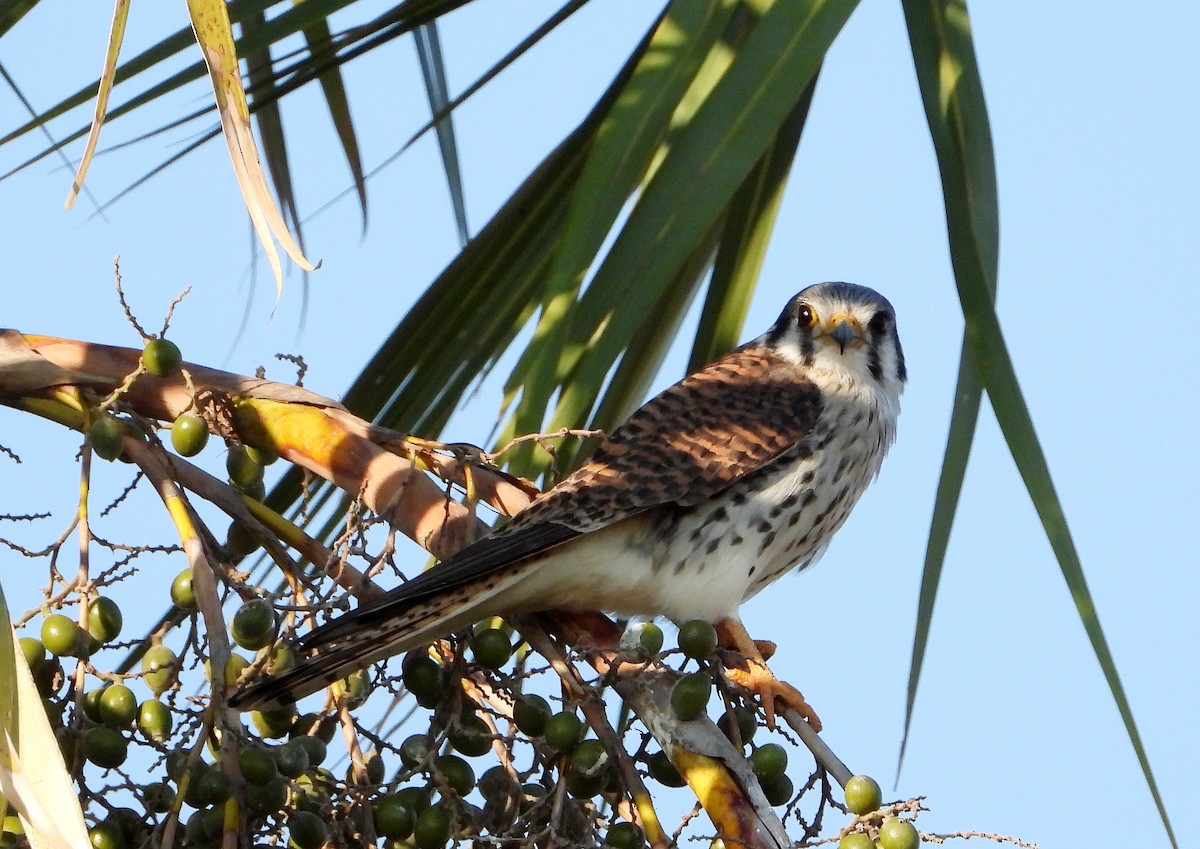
[901,1,1176,845]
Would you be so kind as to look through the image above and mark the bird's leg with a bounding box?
[714,617,821,732]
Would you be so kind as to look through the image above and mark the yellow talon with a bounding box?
[715,617,821,732]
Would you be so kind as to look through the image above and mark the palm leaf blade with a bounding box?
[902,2,1175,845]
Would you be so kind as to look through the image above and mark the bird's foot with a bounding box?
[722,664,821,732]
[714,617,821,732]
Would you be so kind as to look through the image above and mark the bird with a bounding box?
[229,282,906,728]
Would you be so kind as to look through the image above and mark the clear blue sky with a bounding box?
[0,3,1195,848]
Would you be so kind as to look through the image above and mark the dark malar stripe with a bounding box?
[799,324,816,366]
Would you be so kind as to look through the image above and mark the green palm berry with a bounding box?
[142,338,183,377]
[639,621,665,654]
[604,822,645,849]
[170,569,196,610]
[226,445,264,490]
[569,739,609,779]
[288,810,327,849]
[620,621,664,659]
[41,613,82,657]
[140,644,179,695]
[339,669,370,708]
[136,697,173,741]
[477,765,517,803]
[670,671,712,721]
[239,748,278,785]
[838,834,876,849]
[470,627,512,669]
[231,599,276,651]
[104,807,143,842]
[98,684,138,727]
[400,733,432,768]
[88,821,124,849]
[290,734,327,768]
[305,764,336,791]
[113,423,147,464]
[513,694,552,737]
[170,412,209,457]
[164,750,191,782]
[312,769,338,793]
[395,786,432,814]
[543,710,584,753]
[89,414,124,461]
[273,740,310,778]
[718,706,758,747]
[877,817,920,849]
[194,769,231,806]
[243,776,287,815]
[141,780,175,813]
[183,808,222,847]
[412,806,452,849]
[844,774,883,815]
[290,774,321,813]
[361,748,386,784]
[182,764,213,807]
[518,783,548,812]
[83,725,128,769]
[251,705,295,739]
[566,767,607,799]
[646,750,685,788]
[86,596,123,645]
[224,522,260,558]
[749,743,788,784]
[221,652,251,686]
[402,654,447,708]
[372,794,416,840]
[19,637,45,673]
[261,643,296,675]
[293,715,328,739]
[293,715,327,740]
[762,773,794,806]
[449,712,492,757]
[433,754,475,796]
[83,687,106,722]
[676,619,718,659]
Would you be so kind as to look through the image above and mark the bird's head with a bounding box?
[764,282,907,404]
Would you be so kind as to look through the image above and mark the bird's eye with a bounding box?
[868,310,890,336]
[796,304,816,328]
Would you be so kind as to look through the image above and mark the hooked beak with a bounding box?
[825,315,863,354]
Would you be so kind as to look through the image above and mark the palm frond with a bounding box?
[901,1,1176,845]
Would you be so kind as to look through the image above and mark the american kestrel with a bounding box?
[230,282,906,726]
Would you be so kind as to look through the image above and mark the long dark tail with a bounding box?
[228,562,540,711]
[228,597,468,711]
[226,636,383,712]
